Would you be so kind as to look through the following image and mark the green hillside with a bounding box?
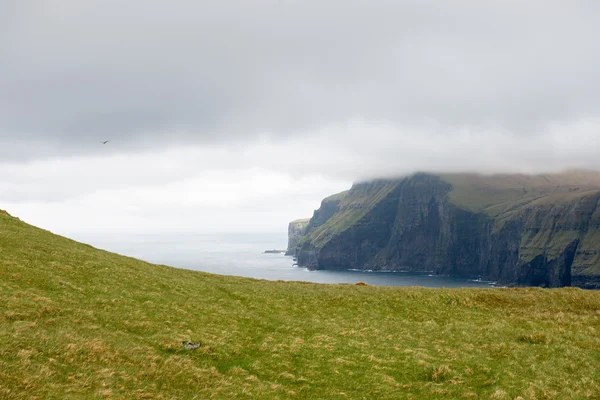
[299,181,399,249]
[441,170,600,215]
[2,210,600,399]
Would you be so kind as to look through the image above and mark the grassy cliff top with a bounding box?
[2,211,600,399]
[290,218,311,224]
[322,190,349,203]
[441,170,600,214]
[303,181,400,248]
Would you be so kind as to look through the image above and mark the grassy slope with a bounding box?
[2,210,600,399]
[290,218,311,225]
[302,182,399,248]
[441,170,600,215]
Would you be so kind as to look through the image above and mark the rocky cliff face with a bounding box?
[293,171,600,288]
[285,218,311,256]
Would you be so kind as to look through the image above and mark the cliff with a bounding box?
[285,218,311,255]
[293,171,600,288]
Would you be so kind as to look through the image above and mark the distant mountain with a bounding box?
[291,170,600,288]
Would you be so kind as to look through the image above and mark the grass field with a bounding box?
[441,170,600,214]
[1,209,600,399]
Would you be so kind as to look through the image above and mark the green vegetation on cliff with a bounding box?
[441,170,600,215]
[299,181,399,249]
[3,210,600,399]
[294,171,600,286]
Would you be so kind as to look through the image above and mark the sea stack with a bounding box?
[285,218,311,256]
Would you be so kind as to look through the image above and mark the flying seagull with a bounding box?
[101,140,110,144]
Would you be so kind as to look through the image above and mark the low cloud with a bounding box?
[2,1,600,234]
[2,1,600,164]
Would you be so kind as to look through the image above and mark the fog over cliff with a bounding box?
[1,1,600,235]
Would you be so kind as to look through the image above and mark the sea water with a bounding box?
[74,232,495,288]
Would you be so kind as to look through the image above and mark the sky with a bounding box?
[1,0,600,237]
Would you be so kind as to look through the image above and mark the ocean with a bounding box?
[75,232,496,288]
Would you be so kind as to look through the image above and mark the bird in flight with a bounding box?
[101,140,110,144]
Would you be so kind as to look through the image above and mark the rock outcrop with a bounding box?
[292,171,600,288]
[285,218,311,256]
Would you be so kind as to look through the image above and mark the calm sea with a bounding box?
[75,232,496,288]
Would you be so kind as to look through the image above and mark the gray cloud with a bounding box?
[2,0,600,165]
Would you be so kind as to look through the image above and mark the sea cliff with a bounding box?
[292,171,600,288]
[285,218,311,256]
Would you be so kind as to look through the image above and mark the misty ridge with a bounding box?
[288,170,600,288]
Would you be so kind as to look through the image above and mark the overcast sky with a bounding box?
[2,0,600,237]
